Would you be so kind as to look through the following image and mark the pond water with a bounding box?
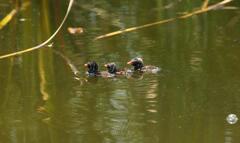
[0,0,240,143]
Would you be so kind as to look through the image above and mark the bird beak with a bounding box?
[104,64,108,68]
[127,61,132,65]
[84,64,88,67]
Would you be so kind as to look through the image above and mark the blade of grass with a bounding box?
[0,2,30,30]
[94,0,233,40]
[95,18,176,40]
[0,9,17,30]
[0,0,74,60]
[180,0,232,18]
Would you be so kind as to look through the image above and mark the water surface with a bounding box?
[0,0,240,143]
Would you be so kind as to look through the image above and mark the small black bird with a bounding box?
[84,61,100,76]
[104,62,128,76]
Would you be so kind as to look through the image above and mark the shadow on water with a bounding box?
[0,0,240,143]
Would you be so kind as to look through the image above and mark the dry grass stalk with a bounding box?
[95,0,233,40]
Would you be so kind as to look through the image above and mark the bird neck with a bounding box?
[134,62,144,71]
[88,66,98,74]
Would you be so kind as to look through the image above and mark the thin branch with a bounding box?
[53,50,80,76]
[94,0,233,40]
[95,18,176,40]
[0,0,74,60]
[53,50,87,85]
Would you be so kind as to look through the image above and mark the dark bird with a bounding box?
[104,62,127,75]
[84,61,100,76]
[84,61,118,78]
[127,57,161,73]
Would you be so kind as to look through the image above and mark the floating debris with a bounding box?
[47,42,54,48]
[226,114,238,124]
[67,27,84,35]
[19,18,27,22]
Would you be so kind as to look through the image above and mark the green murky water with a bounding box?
[0,0,240,143]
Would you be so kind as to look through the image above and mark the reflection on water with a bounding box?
[224,124,240,143]
[225,128,233,143]
[0,0,240,143]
